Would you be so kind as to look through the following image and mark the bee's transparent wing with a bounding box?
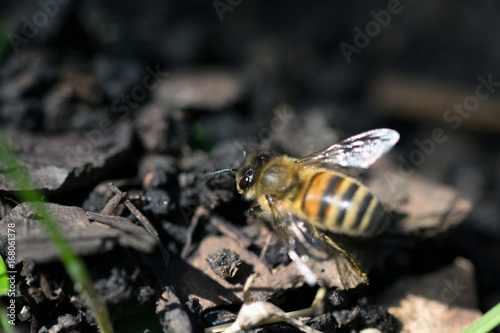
[266,194,366,288]
[267,194,327,285]
[319,232,369,289]
[267,195,329,260]
[297,128,399,171]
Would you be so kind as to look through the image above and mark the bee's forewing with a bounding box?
[297,128,400,171]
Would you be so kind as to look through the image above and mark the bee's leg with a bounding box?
[258,233,274,264]
[320,233,369,285]
[248,204,263,216]
[266,194,318,286]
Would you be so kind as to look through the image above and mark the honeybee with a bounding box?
[209,128,399,287]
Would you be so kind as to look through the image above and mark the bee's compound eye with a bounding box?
[238,177,249,191]
[238,169,254,191]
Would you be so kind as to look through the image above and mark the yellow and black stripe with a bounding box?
[300,172,387,236]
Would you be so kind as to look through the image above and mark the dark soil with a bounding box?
[0,1,499,332]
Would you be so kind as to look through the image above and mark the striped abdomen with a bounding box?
[298,172,387,236]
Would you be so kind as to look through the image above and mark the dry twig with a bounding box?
[205,273,326,333]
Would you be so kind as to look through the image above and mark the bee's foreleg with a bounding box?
[248,204,263,216]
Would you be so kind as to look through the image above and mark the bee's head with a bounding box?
[236,152,271,195]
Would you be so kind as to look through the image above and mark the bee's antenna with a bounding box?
[202,168,237,178]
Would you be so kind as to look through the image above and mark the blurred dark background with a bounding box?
[1,0,500,331]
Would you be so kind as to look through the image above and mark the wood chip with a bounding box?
[368,72,500,132]
[366,162,473,237]
[0,203,157,264]
[0,121,134,192]
[155,68,244,111]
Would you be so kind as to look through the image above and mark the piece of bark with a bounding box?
[155,68,244,111]
[0,121,134,192]
[366,161,473,237]
[376,257,482,333]
[0,202,157,264]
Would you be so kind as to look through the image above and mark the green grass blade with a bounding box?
[0,257,8,295]
[0,130,114,332]
[192,121,215,151]
[0,18,10,59]
[462,302,500,333]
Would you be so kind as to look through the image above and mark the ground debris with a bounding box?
[138,154,177,189]
[206,248,242,279]
[155,68,244,111]
[367,161,473,237]
[369,72,500,132]
[0,49,109,133]
[376,257,481,333]
[205,274,325,333]
[0,121,134,192]
[2,199,192,332]
[135,105,191,154]
[18,249,166,332]
[306,313,339,332]
[0,202,157,264]
[332,305,397,333]
[178,141,242,209]
[38,313,79,333]
[156,286,195,333]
